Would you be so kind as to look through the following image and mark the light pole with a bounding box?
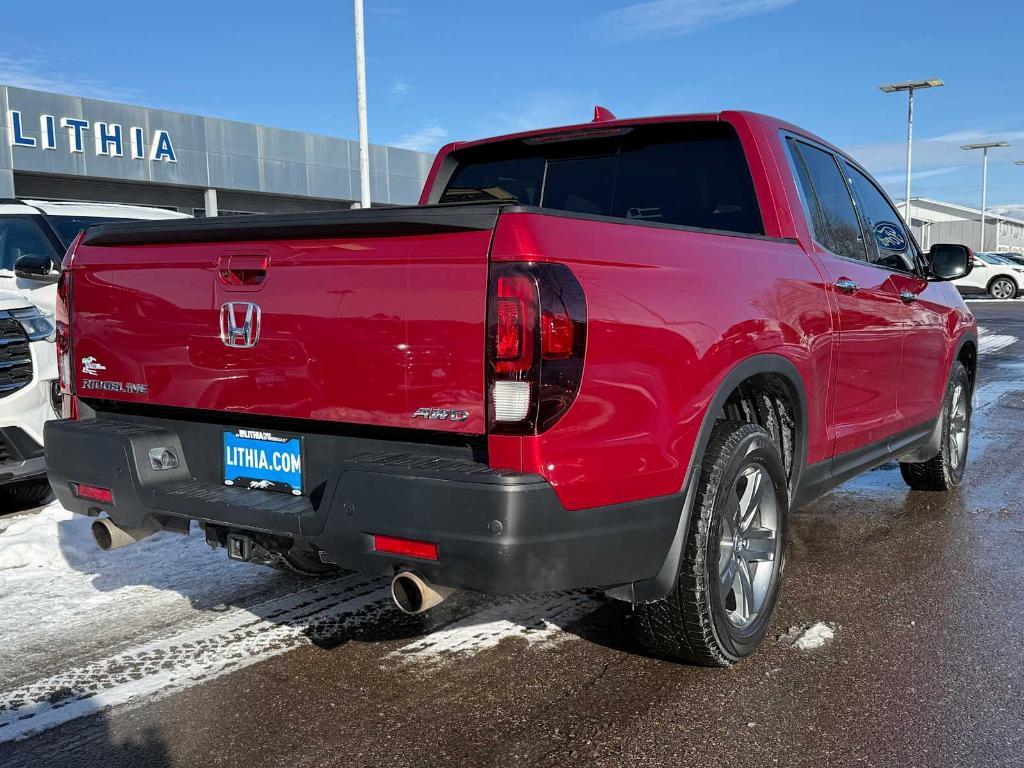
[879,79,944,226]
[353,0,371,209]
[962,141,1010,251]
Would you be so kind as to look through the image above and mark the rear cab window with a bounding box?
[438,122,764,236]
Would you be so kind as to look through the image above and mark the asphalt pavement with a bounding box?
[2,299,1022,768]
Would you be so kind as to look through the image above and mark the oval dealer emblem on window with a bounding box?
[873,221,907,252]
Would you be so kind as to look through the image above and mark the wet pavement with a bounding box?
[3,300,1023,768]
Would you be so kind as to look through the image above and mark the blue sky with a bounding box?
[4,0,1023,214]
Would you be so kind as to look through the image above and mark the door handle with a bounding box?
[218,255,268,287]
[834,278,860,294]
[899,290,919,303]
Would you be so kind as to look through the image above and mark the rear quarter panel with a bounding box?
[488,212,834,510]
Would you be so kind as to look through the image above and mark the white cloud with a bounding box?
[0,53,135,102]
[992,204,1024,221]
[873,165,967,185]
[592,0,797,40]
[926,128,1024,144]
[390,80,412,96]
[395,121,448,152]
[477,92,593,137]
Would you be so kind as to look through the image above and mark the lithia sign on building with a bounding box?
[6,109,177,162]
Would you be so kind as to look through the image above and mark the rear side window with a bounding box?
[439,123,763,235]
[789,141,866,262]
[843,164,918,274]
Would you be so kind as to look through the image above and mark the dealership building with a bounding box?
[0,84,434,216]
[903,197,1024,255]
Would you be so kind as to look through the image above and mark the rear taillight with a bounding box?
[487,263,586,434]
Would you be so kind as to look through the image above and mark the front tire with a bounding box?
[900,361,971,491]
[635,421,789,666]
[988,277,1017,299]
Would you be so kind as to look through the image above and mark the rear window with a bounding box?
[439,122,763,235]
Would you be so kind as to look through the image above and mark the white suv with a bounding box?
[954,252,1023,299]
[0,200,190,315]
[0,287,58,506]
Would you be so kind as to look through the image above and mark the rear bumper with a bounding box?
[44,417,681,594]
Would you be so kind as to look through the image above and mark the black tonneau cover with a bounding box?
[79,201,508,246]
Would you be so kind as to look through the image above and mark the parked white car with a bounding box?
[0,200,190,315]
[0,286,58,506]
[953,252,1024,299]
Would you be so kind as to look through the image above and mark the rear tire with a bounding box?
[899,361,971,491]
[635,421,789,666]
[988,277,1017,299]
[0,478,53,507]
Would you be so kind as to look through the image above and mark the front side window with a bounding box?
[844,164,918,274]
[0,216,61,272]
[790,141,866,262]
[439,123,764,235]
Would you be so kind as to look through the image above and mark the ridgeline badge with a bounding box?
[7,110,176,163]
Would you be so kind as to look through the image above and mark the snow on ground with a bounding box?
[392,591,601,664]
[977,328,1018,356]
[0,501,599,743]
[779,622,836,651]
[0,503,97,571]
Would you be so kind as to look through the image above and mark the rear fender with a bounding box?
[607,353,808,604]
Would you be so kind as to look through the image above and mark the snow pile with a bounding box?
[0,502,99,571]
[978,332,1017,356]
[393,591,600,664]
[779,621,836,651]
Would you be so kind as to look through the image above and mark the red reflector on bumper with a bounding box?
[373,534,439,561]
[73,483,113,503]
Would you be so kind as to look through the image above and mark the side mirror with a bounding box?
[928,244,972,281]
[14,253,58,283]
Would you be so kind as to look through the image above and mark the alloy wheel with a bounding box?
[718,464,780,629]
[949,383,969,470]
[992,279,1015,299]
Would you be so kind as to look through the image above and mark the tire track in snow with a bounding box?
[392,591,602,663]
[0,573,392,743]
[0,574,602,743]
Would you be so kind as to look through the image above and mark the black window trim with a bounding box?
[780,130,926,279]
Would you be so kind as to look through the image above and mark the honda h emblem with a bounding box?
[219,302,261,348]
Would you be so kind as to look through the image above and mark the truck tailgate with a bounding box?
[68,205,503,434]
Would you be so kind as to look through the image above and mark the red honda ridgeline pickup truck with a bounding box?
[46,110,977,665]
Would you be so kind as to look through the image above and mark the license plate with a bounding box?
[223,428,304,496]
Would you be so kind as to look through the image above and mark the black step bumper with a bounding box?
[44,417,682,594]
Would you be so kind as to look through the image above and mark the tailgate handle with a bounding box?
[218,255,268,287]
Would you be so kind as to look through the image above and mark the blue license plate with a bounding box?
[223,428,304,495]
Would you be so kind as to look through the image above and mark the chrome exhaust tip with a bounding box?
[390,571,454,615]
[91,518,155,550]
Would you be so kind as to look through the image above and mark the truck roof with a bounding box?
[441,110,843,159]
